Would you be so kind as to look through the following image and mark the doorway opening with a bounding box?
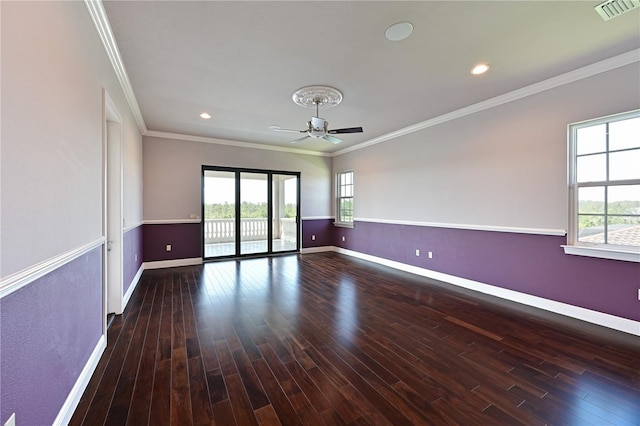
[103,90,124,334]
[202,166,300,260]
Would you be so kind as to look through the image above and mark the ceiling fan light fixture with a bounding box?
[272,86,363,145]
[385,22,413,41]
[471,63,490,75]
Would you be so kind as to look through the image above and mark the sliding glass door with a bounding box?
[272,174,298,253]
[202,166,300,260]
[203,170,236,258]
[240,172,269,255]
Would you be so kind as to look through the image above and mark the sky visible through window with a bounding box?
[204,176,297,204]
[576,118,640,187]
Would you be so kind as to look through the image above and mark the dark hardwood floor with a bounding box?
[71,252,640,425]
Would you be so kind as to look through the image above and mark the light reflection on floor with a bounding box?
[336,278,358,343]
[200,255,302,339]
[204,239,297,257]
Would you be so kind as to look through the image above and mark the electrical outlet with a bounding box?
[166,244,172,252]
[342,236,346,242]
[5,413,16,426]
[415,249,420,256]
[428,251,433,259]
[135,254,138,262]
[638,288,640,301]
[312,235,316,241]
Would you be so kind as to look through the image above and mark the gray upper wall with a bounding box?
[3,1,636,280]
[1,1,143,277]
[143,61,639,233]
[332,63,640,232]
[143,136,333,220]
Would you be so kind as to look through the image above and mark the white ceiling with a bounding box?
[102,1,640,154]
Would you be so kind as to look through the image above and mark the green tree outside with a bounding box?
[205,202,297,219]
[579,200,640,229]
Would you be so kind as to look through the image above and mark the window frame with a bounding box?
[335,170,354,228]
[564,109,640,263]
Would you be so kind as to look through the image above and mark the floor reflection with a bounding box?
[204,239,297,257]
[336,278,358,343]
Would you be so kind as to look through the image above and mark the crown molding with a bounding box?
[144,130,331,157]
[332,49,640,157]
[85,1,638,159]
[85,0,147,133]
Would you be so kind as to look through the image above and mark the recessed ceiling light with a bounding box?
[200,112,211,119]
[471,63,490,75]
[385,22,413,41]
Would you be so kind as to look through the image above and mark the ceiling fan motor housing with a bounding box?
[308,117,328,138]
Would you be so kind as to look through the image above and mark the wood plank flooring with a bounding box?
[71,252,640,425]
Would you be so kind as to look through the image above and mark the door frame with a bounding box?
[102,89,124,336]
[201,165,301,260]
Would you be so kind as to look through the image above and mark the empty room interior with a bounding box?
[1,1,639,425]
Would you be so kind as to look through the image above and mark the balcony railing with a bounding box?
[204,218,297,243]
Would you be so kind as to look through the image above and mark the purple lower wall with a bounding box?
[302,218,334,248]
[143,219,332,261]
[143,223,201,262]
[0,246,103,425]
[335,221,639,322]
[123,225,143,293]
[138,219,637,323]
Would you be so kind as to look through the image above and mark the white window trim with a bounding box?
[333,221,355,228]
[335,170,354,227]
[562,244,640,262]
[564,109,640,263]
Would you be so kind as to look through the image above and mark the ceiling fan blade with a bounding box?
[269,125,306,133]
[328,127,363,134]
[323,135,343,144]
[291,135,311,144]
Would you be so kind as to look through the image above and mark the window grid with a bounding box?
[570,111,640,249]
[337,171,354,224]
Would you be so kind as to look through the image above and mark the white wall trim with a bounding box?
[53,335,107,426]
[334,247,640,336]
[302,216,335,221]
[0,238,105,299]
[123,221,144,233]
[123,264,144,310]
[301,246,335,254]
[86,0,637,161]
[87,1,638,161]
[143,219,201,225]
[143,257,203,270]
[332,49,640,157]
[355,218,566,237]
[144,130,330,158]
[84,0,146,133]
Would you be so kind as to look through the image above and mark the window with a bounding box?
[336,170,354,226]
[565,110,640,262]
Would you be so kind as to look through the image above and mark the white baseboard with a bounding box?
[301,246,335,254]
[335,247,640,336]
[53,334,106,426]
[122,264,144,310]
[142,257,203,270]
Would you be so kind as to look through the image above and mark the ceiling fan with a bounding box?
[269,97,363,144]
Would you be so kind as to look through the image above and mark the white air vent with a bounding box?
[595,0,640,21]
